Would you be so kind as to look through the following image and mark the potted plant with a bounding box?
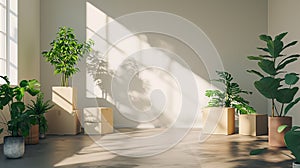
[247,32,300,146]
[284,126,300,168]
[42,26,93,134]
[42,26,93,87]
[0,76,40,158]
[27,93,53,139]
[251,126,300,168]
[203,71,256,135]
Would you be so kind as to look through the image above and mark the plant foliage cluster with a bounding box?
[205,71,256,114]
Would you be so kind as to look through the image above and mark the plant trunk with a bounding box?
[61,73,69,86]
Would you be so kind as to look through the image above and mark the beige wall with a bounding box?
[18,0,40,81]
[268,0,300,125]
[40,0,268,128]
[40,0,86,99]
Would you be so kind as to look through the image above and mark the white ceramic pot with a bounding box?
[293,162,300,168]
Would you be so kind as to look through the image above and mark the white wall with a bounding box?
[268,0,300,125]
[40,0,268,128]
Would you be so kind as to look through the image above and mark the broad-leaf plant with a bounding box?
[247,32,300,117]
[205,71,256,114]
[0,76,40,137]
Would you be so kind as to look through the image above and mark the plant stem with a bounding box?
[272,99,275,117]
[280,103,284,116]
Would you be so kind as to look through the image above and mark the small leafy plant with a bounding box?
[0,76,40,137]
[205,71,256,114]
[27,93,53,135]
[247,32,300,117]
[42,26,94,86]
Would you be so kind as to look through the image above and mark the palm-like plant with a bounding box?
[27,93,53,135]
[205,71,256,114]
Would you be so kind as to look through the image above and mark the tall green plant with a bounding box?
[42,26,94,86]
[247,32,300,117]
[205,71,256,114]
[0,76,40,137]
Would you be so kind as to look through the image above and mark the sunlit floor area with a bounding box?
[0,129,293,168]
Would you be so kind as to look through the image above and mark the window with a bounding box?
[0,0,18,84]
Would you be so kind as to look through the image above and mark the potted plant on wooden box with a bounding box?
[203,71,256,135]
[0,76,40,158]
[247,32,300,147]
[42,26,93,134]
[27,93,53,139]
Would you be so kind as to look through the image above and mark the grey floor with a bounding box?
[0,129,294,168]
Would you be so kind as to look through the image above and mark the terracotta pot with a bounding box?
[268,116,292,147]
[25,124,39,145]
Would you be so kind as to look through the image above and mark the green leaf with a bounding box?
[275,32,288,42]
[259,34,272,42]
[277,54,300,67]
[276,87,298,104]
[247,70,264,78]
[283,41,297,50]
[284,126,300,163]
[278,125,288,133]
[257,47,269,53]
[258,59,276,76]
[0,128,3,134]
[277,58,298,71]
[285,73,299,85]
[247,56,264,61]
[250,148,268,155]
[285,97,300,116]
[254,77,280,99]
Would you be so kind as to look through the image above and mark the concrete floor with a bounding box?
[0,129,294,168]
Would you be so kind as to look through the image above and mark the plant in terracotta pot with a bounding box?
[0,76,40,158]
[27,92,53,139]
[204,71,255,135]
[247,32,300,146]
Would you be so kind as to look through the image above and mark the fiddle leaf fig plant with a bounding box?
[42,26,94,86]
[0,76,40,137]
[247,32,300,117]
[205,71,256,114]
